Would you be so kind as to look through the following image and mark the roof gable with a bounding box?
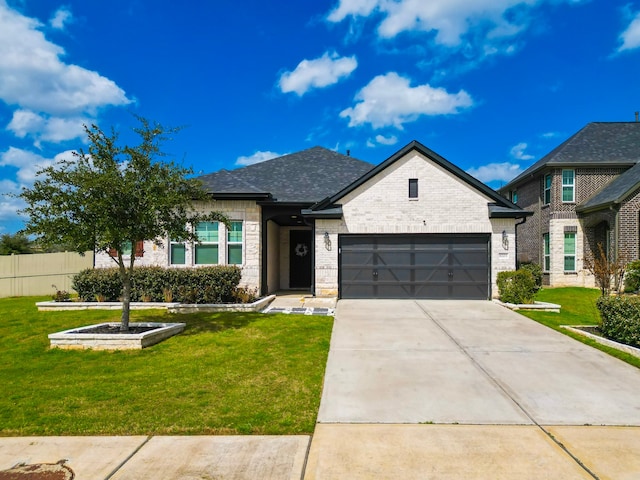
[505,122,640,189]
[197,146,373,203]
[314,140,524,215]
[577,161,640,213]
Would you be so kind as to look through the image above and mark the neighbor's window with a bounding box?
[195,221,219,264]
[543,233,550,271]
[170,239,186,265]
[227,221,243,265]
[409,178,418,199]
[564,232,576,272]
[544,174,552,205]
[562,169,575,202]
[121,241,132,256]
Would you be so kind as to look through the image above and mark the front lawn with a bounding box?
[519,287,640,369]
[0,297,332,436]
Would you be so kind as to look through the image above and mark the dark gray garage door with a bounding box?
[339,234,490,299]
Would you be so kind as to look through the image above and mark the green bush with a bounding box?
[624,260,640,293]
[497,269,537,304]
[72,266,243,303]
[596,296,640,348]
[519,262,542,292]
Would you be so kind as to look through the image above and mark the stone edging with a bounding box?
[561,325,640,360]
[492,299,561,312]
[37,295,276,313]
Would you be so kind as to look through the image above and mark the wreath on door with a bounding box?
[295,243,309,257]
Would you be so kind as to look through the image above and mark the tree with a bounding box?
[0,233,33,255]
[18,117,228,331]
[584,242,627,296]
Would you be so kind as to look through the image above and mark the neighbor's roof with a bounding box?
[503,122,640,189]
[197,146,374,203]
[577,161,640,213]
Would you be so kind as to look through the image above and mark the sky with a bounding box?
[1,0,639,234]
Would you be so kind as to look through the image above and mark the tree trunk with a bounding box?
[118,260,131,332]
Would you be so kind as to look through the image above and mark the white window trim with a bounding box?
[562,169,575,203]
[195,221,220,265]
[564,232,576,272]
[227,220,244,265]
[543,233,550,272]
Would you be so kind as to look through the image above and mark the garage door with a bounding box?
[339,234,490,299]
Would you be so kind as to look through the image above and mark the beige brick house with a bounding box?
[498,122,640,287]
[96,141,529,299]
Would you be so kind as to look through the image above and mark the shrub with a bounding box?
[497,269,537,304]
[596,296,640,348]
[72,266,243,303]
[519,262,542,292]
[624,260,640,293]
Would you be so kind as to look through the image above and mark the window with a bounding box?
[510,190,518,204]
[121,241,132,256]
[564,233,576,272]
[110,240,143,257]
[408,178,418,199]
[562,169,575,202]
[195,221,219,264]
[170,240,186,265]
[227,221,243,265]
[543,233,550,271]
[544,174,551,204]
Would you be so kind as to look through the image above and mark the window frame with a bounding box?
[543,174,551,205]
[564,232,576,272]
[227,221,243,265]
[543,233,550,272]
[408,178,418,199]
[169,239,186,265]
[562,169,575,203]
[194,221,220,265]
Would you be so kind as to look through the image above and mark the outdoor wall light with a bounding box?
[502,230,509,251]
[324,231,332,251]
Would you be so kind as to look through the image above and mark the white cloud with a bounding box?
[340,72,473,129]
[235,150,284,166]
[7,109,88,144]
[374,134,398,145]
[0,147,54,183]
[0,178,25,228]
[466,162,523,183]
[509,142,534,161]
[49,6,73,30]
[279,51,357,96]
[327,0,584,62]
[617,9,640,52]
[0,2,131,117]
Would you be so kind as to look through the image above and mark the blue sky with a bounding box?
[1,0,639,234]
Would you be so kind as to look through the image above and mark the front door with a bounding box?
[289,230,312,289]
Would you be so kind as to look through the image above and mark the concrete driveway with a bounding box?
[306,299,640,479]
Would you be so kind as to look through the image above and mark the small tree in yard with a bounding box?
[18,117,228,331]
[584,242,627,297]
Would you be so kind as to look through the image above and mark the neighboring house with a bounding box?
[498,122,640,287]
[96,141,529,299]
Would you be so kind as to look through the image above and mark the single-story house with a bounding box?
[96,140,530,299]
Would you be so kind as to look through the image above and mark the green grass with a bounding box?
[0,297,332,436]
[519,287,640,369]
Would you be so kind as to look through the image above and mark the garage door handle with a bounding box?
[448,272,453,277]
[373,270,378,277]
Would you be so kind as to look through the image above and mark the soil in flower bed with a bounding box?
[71,325,159,334]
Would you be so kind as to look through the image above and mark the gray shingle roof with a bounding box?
[197,146,374,203]
[577,161,640,212]
[505,122,640,188]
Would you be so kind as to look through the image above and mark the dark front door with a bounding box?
[289,230,312,289]
[339,234,490,299]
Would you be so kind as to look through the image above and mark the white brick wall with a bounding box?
[314,151,517,297]
[546,219,595,287]
[94,199,262,291]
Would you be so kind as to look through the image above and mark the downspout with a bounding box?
[261,216,269,297]
[515,216,528,268]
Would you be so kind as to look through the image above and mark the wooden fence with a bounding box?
[0,251,94,298]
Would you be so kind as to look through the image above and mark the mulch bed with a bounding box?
[70,324,158,334]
